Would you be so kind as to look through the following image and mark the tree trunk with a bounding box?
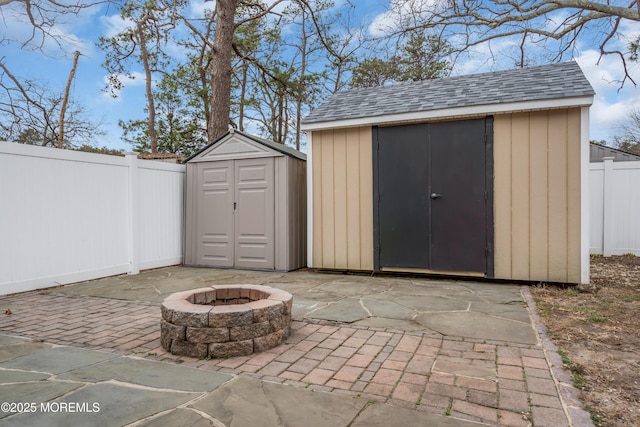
[197,40,211,134]
[208,0,238,141]
[58,51,80,149]
[295,11,307,151]
[137,19,158,153]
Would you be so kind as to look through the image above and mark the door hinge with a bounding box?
[234,202,237,211]
[485,246,489,257]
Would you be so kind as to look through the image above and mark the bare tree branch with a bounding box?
[389,0,640,86]
[1,58,103,146]
[1,0,110,50]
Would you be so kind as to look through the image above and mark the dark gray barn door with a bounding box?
[375,118,492,275]
[377,124,430,268]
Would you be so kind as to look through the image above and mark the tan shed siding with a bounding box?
[311,127,373,270]
[358,128,374,270]
[333,130,348,268]
[510,113,531,279]
[346,128,361,268]
[548,112,569,281]
[493,117,512,279]
[320,132,335,266]
[493,109,581,282]
[529,111,549,279]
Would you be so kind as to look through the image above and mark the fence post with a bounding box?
[602,157,615,256]
[126,152,140,274]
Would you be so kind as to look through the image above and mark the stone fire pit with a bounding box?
[160,285,292,358]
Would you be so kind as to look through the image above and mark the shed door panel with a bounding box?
[377,124,429,268]
[197,161,234,267]
[429,119,487,272]
[376,119,490,274]
[234,158,275,269]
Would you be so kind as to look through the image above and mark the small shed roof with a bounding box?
[185,129,306,163]
[302,61,594,130]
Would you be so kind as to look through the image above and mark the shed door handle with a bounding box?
[430,193,441,199]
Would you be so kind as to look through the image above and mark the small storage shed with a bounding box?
[184,130,306,271]
[301,61,594,285]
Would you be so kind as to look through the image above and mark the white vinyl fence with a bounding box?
[590,157,640,256]
[0,142,185,295]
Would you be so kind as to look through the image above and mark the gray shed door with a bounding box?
[375,118,492,275]
[195,158,275,269]
[197,161,234,266]
[234,158,275,269]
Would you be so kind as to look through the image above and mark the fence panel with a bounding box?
[138,162,185,270]
[0,143,185,295]
[590,158,640,256]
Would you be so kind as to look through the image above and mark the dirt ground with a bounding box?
[530,255,640,427]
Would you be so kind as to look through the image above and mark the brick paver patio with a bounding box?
[0,290,581,427]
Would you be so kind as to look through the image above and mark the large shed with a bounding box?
[184,130,306,271]
[301,61,594,285]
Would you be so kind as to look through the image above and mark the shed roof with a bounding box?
[185,129,306,163]
[302,61,594,129]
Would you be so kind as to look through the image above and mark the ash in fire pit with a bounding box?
[161,285,292,358]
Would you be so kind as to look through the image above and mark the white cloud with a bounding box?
[576,49,640,142]
[368,0,439,37]
[187,0,217,19]
[101,71,145,89]
[101,14,135,39]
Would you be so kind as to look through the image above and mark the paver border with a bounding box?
[521,285,595,427]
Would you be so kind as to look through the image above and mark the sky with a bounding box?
[1,0,639,152]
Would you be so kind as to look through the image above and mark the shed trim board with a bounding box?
[581,107,590,284]
[300,96,593,132]
[307,132,314,268]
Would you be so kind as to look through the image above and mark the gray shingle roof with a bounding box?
[303,61,594,125]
